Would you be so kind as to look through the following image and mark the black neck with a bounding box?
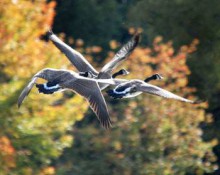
[144,75,155,82]
[112,71,121,78]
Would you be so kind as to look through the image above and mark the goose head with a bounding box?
[119,69,130,76]
[144,73,163,82]
[112,69,130,78]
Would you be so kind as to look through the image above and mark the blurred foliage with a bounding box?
[125,0,220,170]
[0,0,88,174]
[0,0,219,175]
[54,36,217,174]
[126,0,220,110]
[52,0,130,49]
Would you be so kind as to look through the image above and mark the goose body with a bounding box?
[107,78,200,104]
[107,82,142,99]
[107,73,163,99]
[47,30,139,89]
[35,69,130,95]
[18,68,116,129]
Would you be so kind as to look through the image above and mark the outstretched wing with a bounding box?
[18,77,38,108]
[47,30,98,75]
[18,68,112,128]
[17,68,73,108]
[137,82,200,104]
[99,33,140,78]
[64,78,112,129]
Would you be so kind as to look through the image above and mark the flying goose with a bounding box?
[106,74,200,103]
[18,68,116,129]
[46,30,140,89]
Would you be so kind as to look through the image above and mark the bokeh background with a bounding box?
[1,0,220,174]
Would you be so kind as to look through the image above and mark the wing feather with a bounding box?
[137,82,198,103]
[65,78,112,129]
[18,69,74,107]
[99,33,140,77]
[47,31,98,75]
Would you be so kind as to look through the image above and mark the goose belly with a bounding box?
[122,91,142,98]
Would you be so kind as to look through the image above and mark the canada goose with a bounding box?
[18,68,116,129]
[106,74,200,104]
[46,30,140,89]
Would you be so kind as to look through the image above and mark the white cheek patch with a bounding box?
[43,83,60,90]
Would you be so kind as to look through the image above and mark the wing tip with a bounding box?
[133,32,141,45]
[192,99,206,104]
[17,101,21,108]
[99,114,112,129]
[46,29,54,38]
[17,96,23,108]
[17,93,25,108]
[102,119,112,129]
